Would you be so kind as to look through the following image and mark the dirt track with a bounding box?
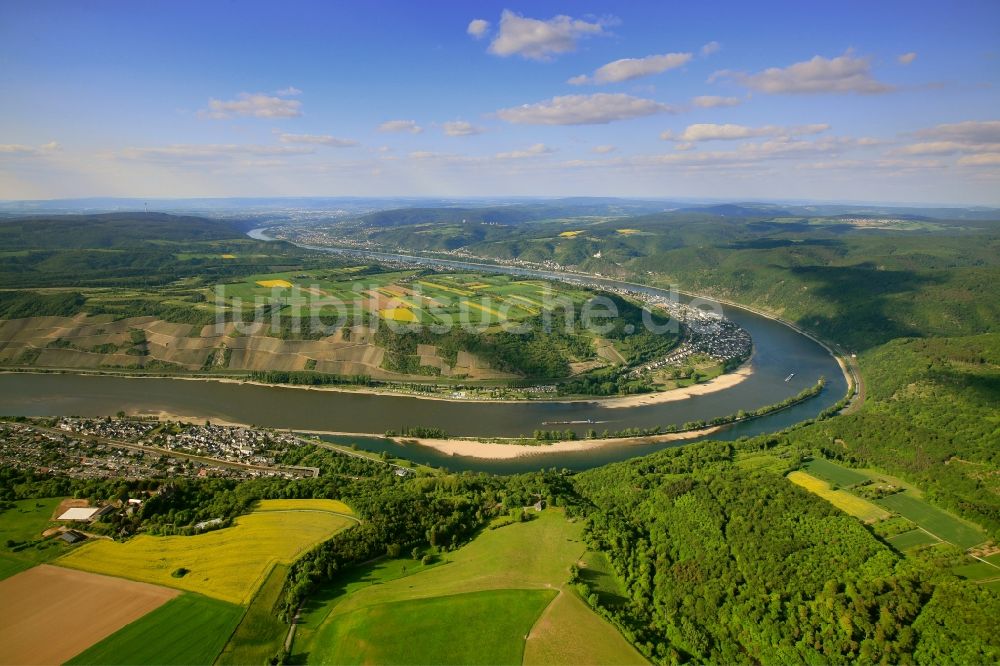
[0,564,179,666]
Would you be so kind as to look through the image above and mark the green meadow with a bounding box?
[215,564,291,666]
[292,510,642,665]
[317,588,555,665]
[876,492,987,548]
[65,594,243,666]
[802,457,870,487]
[0,497,71,580]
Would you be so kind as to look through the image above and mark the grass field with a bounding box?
[295,510,640,665]
[65,594,243,666]
[215,564,290,665]
[523,590,645,665]
[57,500,356,604]
[802,458,870,487]
[787,471,890,522]
[578,550,629,607]
[952,560,1000,582]
[876,492,987,548]
[886,529,940,551]
[317,589,555,665]
[0,497,71,580]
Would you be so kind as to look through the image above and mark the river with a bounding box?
[0,229,847,472]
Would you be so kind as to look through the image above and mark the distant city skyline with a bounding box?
[1,1,999,204]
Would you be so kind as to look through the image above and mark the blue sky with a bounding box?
[1,1,999,204]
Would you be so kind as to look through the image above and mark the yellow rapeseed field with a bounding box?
[559,230,584,237]
[380,307,418,322]
[616,228,642,235]
[787,471,890,523]
[56,500,356,605]
[256,279,294,289]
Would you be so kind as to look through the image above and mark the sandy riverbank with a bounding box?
[597,362,752,408]
[390,427,721,460]
[128,410,720,461]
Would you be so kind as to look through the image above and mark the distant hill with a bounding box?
[0,212,249,249]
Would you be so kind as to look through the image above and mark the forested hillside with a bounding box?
[574,441,999,664]
[0,213,308,289]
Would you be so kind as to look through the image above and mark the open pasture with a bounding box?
[886,529,940,551]
[215,564,290,665]
[952,560,1000,582]
[318,589,555,665]
[876,492,986,548]
[0,564,179,666]
[802,458,870,487]
[0,496,70,580]
[56,499,356,605]
[787,471,890,522]
[524,590,645,665]
[65,594,242,666]
[297,510,641,666]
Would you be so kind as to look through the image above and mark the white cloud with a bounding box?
[496,93,676,125]
[701,41,721,56]
[119,144,314,163]
[442,120,485,137]
[714,52,893,94]
[661,123,830,142]
[487,10,608,61]
[691,95,742,108]
[897,52,917,65]
[913,120,1000,144]
[958,153,1000,166]
[275,86,302,96]
[0,141,60,156]
[895,121,1000,164]
[278,133,358,147]
[378,119,423,134]
[495,143,554,159]
[592,145,617,154]
[199,92,303,119]
[467,19,490,38]
[569,52,692,85]
[635,136,859,167]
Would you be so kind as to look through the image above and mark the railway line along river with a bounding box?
[0,230,849,472]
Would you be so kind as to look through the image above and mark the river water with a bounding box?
[0,229,846,472]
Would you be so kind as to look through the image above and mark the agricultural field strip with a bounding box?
[801,458,984,548]
[55,500,356,605]
[786,471,890,522]
[0,564,180,666]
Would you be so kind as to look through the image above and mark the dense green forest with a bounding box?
[574,441,998,664]
[0,213,313,288]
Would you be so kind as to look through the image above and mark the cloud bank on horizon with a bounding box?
[0,1,998,204]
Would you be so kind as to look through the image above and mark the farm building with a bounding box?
[59,530,87,544]
[57,506,114,522]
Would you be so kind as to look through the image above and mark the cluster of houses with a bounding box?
[155,424,299,465]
